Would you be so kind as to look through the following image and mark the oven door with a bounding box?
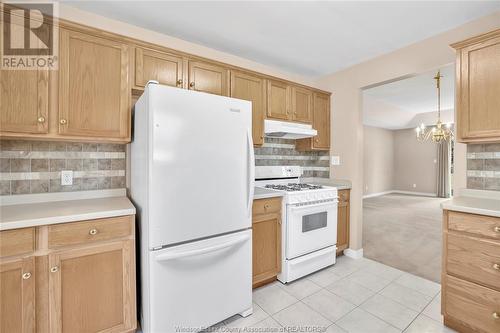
[286,200,337,259]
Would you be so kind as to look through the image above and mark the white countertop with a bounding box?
[253,187,284,200]
[302,177,352,190]
[0,189,136,231]
[441,189,500,218]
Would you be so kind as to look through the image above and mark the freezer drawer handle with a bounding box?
[155,234,250,262]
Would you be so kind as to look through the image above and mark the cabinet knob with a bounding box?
[494,226,500,233]
[89,228,98,236]
[493,312,499,319]
[59,119,67,125]
[50,266,59,273]
[176,79,183,86]
[189,82,195,88]
[264,204,270,209]
[315,139,319,143]
[22,272,31,280]
[37,116,46,123]
[494,263,500,271]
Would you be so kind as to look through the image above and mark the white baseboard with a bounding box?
[363,190,437,199]
[363,191,393,199]
[343,248,364,259]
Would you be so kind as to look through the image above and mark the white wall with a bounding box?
[363,126,395,195]
[315,12,500,250]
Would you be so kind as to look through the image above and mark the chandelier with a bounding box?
[415,71,454,143]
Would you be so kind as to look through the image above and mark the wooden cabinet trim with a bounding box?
[0,227,35,258]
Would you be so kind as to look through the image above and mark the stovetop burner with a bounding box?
[264,183,323,192]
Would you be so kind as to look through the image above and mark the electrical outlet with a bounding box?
[61,170,73,186]
[331,155,340,166]
[412,184,417,188]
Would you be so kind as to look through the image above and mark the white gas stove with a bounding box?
[255,166,338,283]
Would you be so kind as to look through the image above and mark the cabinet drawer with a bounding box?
[444,275,500,333]
[48,215,133,248]
[338,190,350,203]
[446,233,500,291]
[0,227,35,257]
[448,211,500,240]
[253,197,281,216]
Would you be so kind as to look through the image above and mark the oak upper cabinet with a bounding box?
[188,60,229,96]
[267,79,291,121]
[230,71,266,146]
[453,29,500,143]
[336,189,350,255]
[134,47,184,89]
[291,86,313,123]
[48,240,135,333]
[296,92,331,151]
[252,197,282,288]
[0,257,35,333]
[0,18,49,135]
[58,29,131,140]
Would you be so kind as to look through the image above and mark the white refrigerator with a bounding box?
[131,83,255,333]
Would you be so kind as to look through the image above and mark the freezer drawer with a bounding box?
[146,230,252,332]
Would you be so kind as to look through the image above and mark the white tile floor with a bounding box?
[218,256,457,333]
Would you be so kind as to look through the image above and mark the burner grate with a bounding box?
[264,183,323,192]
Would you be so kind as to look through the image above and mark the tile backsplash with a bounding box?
[0,140,126,196]
[254,138,330,178]
[466,143,500,191]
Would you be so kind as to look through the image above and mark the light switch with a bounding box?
[331,156,340,166]
[61,170,73,186]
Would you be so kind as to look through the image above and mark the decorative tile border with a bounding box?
[254,138,330,178]
[466,143,500,191]
[0,140,127,196]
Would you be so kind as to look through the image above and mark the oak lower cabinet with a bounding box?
[0,215,136,333]
[134,47,184,89]
[336,189,350,255]
[58,28,131,140]
[188,60,229,96]
[252,197,282,288]
[0,256,35,333]
[296,92,331,151]
[230,71,266,146]
[442,210,500,333]
[453,29,500,143]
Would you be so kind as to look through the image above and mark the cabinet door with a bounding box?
[48,241,135,333]
[0,257,35,333]
[457,33,500,141]
[188,60,229,96]
[312,93,330,149]
[231,71,266,146]
[0,19,49,134]
[58,29,130,140]
[267,80,290,120]
[291,86,313,123]
[252,213,281,287]
[134,47,183,88]
[336,190,350,254]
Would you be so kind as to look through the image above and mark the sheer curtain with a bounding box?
[437,140,451,198]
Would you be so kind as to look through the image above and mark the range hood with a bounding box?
[264,119,317,139]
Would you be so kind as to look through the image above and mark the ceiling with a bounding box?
[64,1,500,77]
[363,64,455,129]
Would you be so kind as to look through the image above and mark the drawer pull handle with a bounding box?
[494,226,500,233]
[37,116,46,123]
[493,312,499,319]
[50,266,59,273]
[494,263,500,271]
[22,272,31,280]
[89,228,98,235]
[59,119,67,125]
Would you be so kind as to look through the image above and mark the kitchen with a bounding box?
[1,2,499,333]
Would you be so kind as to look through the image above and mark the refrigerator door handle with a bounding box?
[155,234,251,262]
[247,129,255,218]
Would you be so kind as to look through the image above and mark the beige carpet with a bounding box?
[363,194,448,283]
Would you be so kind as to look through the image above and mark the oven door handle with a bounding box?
[288,199,338,211]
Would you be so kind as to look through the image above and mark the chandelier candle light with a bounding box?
[415,71,454,143]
